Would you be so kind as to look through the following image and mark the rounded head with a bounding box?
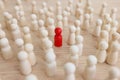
[70,45,79,55]
[25,43,34,52]
[104,13,110,19]
[100,30,108,38]
[99,40,108,50]
[18,51,28,61]
[88,7,94,13]
[19,11,24,16]
[39,9,44,14]
[42,2,47,7]
[76,35,83,43]
[45,51,56,63]
[78,9,83,15]
[64,62,76,73]
[0,30,6,39]
[23,26,30,34]
[102,2,107,8]
[63,11,68,16]
[32,1,36,5]
[85,14,90,19]
[112,20,118,27]
[111,8,117,13]
[48,6,54,12]
[31,14,37,20]
[12,18,18,24]
[15,38,24,46]
[25,74,38,80]
[87,55,97,65]
[44,40,53,49]
[69,25,76,32]
[109,67,120,78]
[38,19,44,26]
[0,38,9,47]
[112,32,120,40]
[41,29,48,37]
[75,20,81,26]
[57,15,63,20]
[48,18,54,25]
[96,19,102,25]
[14,6,20,11]
[66,6,71,11]
[56,1,61,6]
[55,27,62,34]
[11,24,18,30]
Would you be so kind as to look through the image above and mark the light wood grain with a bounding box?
[0,0,120,80]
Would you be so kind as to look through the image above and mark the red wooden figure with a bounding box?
[54,27,62,47]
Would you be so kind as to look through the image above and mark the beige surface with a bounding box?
[0,0,120,80]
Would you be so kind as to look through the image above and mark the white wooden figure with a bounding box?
[23,26,32,44]
[107,39,120,65]
[97,40,108,63]
[83,14,90,31]
[31,14,39,31]
[65,6,71,16]
[25,43,37,66]
[68,25,76,45]
[47,18,55,36]
[0,0,4,11]
[64,62,76,80]
[16,0,23,11]
[48,6,54,18]
[17,51,32,75]
[99,3,107,18]
[85,0,91,13]
[39,9,45,20]
[42,2,48,14]
[63,11,68,27]
[0,38,13,59]
[11,18,18,25]
[70,45,79,66]
[75,2,82,18]
[68,0,73,15]
[78,9,83,24]
[11,24,22,40]
[110,8,117,21]
[83,55,97,80]
[76,35,83,56]
[45,51,56,77]
[88,7,94,23]
[106,67,120,80]
[56,1,62,15]
[74,20,81,36]
[19,11,26,26]
[38,19,45,33]
[15,38,24,51]
[14,5,20,20]
[57,15,63,29]
[25,74,38,80]
[93,19,102,37]
[31,1,38,15]
[108,32,120,52]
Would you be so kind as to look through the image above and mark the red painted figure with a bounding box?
[54,27,62,47]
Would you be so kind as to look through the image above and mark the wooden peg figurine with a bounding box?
[64,62,76,80]
[23,26,32,44]
[0,38,13,60]
[70,45,79,66]
[93,19,102,37]
[68,25,76,45]
[17,51,32,75]
[97,40,108,63]
[76,35,83,56]
[83,55,97,80]
[25,43,37,66]
[45,51,57,77]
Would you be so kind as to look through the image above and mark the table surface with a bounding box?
[0,0,120,80]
